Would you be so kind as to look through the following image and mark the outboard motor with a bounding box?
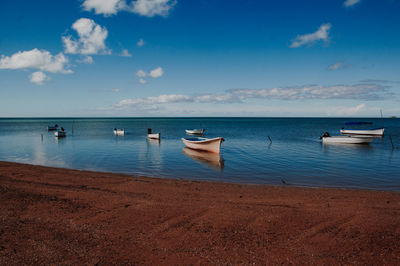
[148,128,152,134]
[320,132,330,139]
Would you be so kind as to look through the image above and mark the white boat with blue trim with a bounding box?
[340,128,384,136]
[321,132,374,144]
[181,137,224,153]
[185,128,205,135]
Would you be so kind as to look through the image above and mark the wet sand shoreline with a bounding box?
[1,161,399,264]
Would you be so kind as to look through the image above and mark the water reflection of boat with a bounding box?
[182,147,224,170]
[147,138,160,146]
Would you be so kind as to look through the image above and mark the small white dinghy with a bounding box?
[320,132,374,144]
[185,129,205,135]
[55,127,66,138]
[340,128,384,136]
[147,128,160,139]
[181,137,224,153]
[113,128,125,136]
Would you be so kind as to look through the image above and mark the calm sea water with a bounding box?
[0,118,399,191]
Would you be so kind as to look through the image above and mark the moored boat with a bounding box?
[147,128,160,139]
[185,129,205,135]
[47,124,58,131]
[181,137,224,153]
[55,127,66,138]
[321,133,374,144]
[340,128,384,136]
[113,128,125,136]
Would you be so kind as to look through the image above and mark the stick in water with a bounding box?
[389,135,394,150]
[268,136,272,143]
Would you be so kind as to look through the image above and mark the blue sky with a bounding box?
[0,0,399,117]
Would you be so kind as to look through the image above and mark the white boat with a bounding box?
[54,130,66,138]
[47,124,58,131]
[113,128,125,136]
[181,137,224,153]
[340,128,384,136]
[185,129,205,135]
[322,135,374,144]
[148,133,160,139]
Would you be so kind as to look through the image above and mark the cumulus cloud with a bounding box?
[77,55,94,64]
[131,0,176,17]
[343,0,361,7]
[82,0,124,16]
[29,71,49,85]
[137,38,145,47]
[62,18,109,55]
[135,67,163,83]
[114,83,389,109]
[290,23,331,48]
[148,67,163,78]
[136,69,147,77]
[0,48,71,73]
[81,0,177,17]
[120,49,132,57]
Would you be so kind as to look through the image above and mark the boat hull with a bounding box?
[47,126,58,131]
[148,133,160,139]
[113,130,125,136]
[181,137,224,153]
[54,131,66,138]
[185,129,205,135]
[340,128,384,136]
[323,136,374,144]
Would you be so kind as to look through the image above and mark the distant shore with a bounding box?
[1,161,399,264]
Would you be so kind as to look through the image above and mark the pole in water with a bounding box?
[389,135,394,150]
[41,134,43,141]
[267,136,272,143]
[72,120,74,135]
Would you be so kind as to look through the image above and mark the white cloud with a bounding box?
[121,49,132,57]
[113,83,389,109]
[135,67,163,82]
[148,67,163,78]
[137,38,145,47]
[229,84,387,101]
[0,48,71,73]
[81,0,176,17]
[136,69,147,77]
[328,62,350,71]
[112,88,120,92]
[290,23,331,48]
[333,104,366,116]
[82,0,124,16]
[29,71,49,85]
[78,55,94,64]
[115,94,191,108]
[62,18,109,55]
[130,0,176,17]
[343,0,361,7]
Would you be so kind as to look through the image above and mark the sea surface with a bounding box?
[0,117,399,191]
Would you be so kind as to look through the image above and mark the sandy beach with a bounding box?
[0,161,399,264]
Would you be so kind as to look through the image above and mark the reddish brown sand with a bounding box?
[0,161,399,265]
